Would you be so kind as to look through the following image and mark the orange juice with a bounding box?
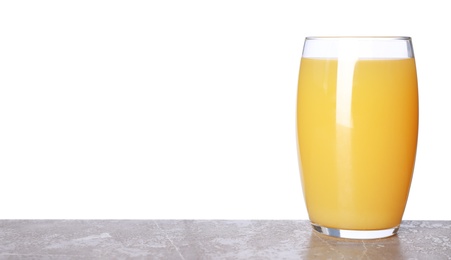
[297,58,418,230]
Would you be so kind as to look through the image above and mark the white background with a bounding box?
[1,0,449,219]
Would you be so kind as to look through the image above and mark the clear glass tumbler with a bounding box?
[296,37,418,239]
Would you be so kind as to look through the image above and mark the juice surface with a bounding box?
[297,58,418,230]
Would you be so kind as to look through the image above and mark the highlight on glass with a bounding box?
[296,37,418,239]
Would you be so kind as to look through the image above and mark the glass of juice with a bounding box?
[296,36,418,239]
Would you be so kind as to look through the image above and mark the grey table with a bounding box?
[0,220,450,259]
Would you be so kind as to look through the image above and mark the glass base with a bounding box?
[311,223,399,239]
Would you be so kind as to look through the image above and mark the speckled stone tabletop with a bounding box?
[0,220,450,259]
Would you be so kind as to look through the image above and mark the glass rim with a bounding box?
[302,36,414,58]
[305,36,411,41]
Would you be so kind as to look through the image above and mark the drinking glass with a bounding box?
[296,37,418,239]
